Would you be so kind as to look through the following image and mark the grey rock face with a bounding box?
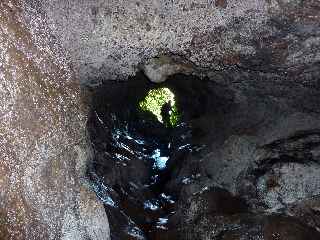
[256,162,320,210]
[28,0,320,86]
[0,2,109,240]
[142,55,193,83]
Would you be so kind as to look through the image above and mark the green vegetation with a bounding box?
[139,87,180,127]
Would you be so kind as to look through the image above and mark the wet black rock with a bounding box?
[87,71,320,240]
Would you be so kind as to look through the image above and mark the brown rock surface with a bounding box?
[0,2,109,239]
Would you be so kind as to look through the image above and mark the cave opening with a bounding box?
[86,71,230,239]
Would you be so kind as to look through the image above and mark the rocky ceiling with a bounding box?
[23,0,320,113]
[25,0,320,84]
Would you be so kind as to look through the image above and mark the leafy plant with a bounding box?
[139,87,180,127]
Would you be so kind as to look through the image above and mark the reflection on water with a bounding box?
[156,217,169,230]
[160,193,175,204]
[151,149,169,170]
[144,199,160,211]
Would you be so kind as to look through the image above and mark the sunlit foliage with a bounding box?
[139,87,180,127]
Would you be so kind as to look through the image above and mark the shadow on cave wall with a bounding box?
[85,72,236,239]
[85,71,320,240]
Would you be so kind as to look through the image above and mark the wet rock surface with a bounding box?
[88,72,320,239]
[87,73,185,239]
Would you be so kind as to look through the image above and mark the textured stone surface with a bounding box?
[1,0,319,239]
[141,55,194,83]
[25,0,320,86]
[86,70,320,238]
[256,162,320,210]
[0,2,109,239]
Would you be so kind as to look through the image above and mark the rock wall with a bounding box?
[1,0,319,239]
[0,1,109,239]
[86,72,320,239]
[29,0,320,86]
